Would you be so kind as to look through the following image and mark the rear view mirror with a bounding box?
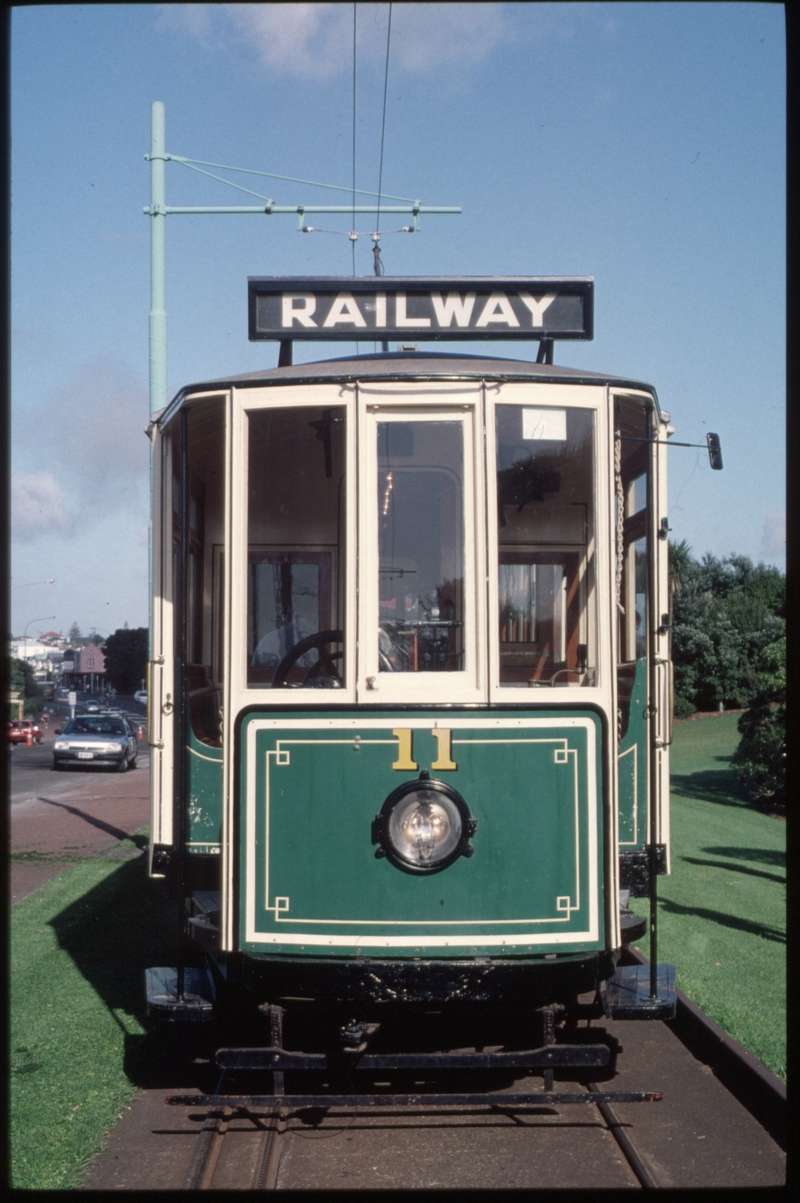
[707,433,723,470]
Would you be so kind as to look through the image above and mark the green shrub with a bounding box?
[673,694,695,720]
[733,702,785,805]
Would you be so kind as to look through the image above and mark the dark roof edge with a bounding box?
[158,352,662,425]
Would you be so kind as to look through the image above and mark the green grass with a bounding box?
[11,721,786,1185]
[10,838,180,1189]
[630,714,786,1080]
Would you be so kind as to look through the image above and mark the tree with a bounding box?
[8,658,46,716]
[668,538,692,596]
[671,552,785,715]
[68,621,82,641]
[103,628,149,695]
[732,635,785,807]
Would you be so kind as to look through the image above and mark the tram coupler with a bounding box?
[339,1019,381,1056]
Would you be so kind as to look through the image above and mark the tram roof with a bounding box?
[160,352,662,423]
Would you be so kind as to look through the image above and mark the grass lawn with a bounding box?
[630,713,786,1080]
[10,840,180,1189]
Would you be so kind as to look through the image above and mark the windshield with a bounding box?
[64,717,127,736]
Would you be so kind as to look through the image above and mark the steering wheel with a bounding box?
[271,630,344,688]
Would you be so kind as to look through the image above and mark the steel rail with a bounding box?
[586,1082,661,1189]
[181,1106,230,1190]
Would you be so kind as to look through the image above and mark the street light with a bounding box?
[21,615,57,665]
[12,578,55,590]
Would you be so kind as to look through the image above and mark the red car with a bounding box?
[8,719,44,745]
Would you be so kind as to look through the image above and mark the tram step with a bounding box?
[145,965,216,1022]
[604,963,676,1020]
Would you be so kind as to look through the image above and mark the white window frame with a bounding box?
[228,384,358,713]
[485,382,610,704]
[357,383,486,704]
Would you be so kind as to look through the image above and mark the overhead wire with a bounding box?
[351,2,357,278]
[169,155,413,203]
[377,1,396,276]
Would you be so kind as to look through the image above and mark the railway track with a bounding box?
[134,976,784,1193]
[107,976,784,1192]
[174,1080,668,1191]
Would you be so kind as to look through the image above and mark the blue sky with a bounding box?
[10,3,785,638]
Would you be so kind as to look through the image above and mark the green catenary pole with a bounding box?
[145,102,460,416]
[149,101,167,416]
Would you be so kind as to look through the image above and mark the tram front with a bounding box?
[147,278,675,1033]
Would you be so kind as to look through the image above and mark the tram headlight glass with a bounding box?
[388,790,462,866]
[374,775,476,873]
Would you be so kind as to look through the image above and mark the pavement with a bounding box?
[9,760,151,905]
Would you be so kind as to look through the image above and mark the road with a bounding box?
[9,697,149,806]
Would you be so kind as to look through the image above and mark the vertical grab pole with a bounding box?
[149,101,167,417]
[645,404,659,999]
[175,407,190,1001]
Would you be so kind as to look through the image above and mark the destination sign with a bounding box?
[248,277,593,342]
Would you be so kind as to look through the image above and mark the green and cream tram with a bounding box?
[146,278,696,1093]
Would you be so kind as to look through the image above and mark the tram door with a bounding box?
[149,394,229,875]
[614,393,671,884]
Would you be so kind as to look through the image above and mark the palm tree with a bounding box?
[668,538,692,595]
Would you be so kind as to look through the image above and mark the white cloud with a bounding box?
[158,3,514,80]
[759,509,785,564]
[386,4,510,74]
[157,3,215,41]
[12,471,72,540]
[36,357,150,504]
[13,357,150,542]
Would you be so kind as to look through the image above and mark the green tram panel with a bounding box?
[239,709,604,957]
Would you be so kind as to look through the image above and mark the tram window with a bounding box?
[248,552,331,681]
[633,538,647,660]
[377,420,464,672]
[615,396,650,670]
[495,405,595,686]
[246,406,346,687]
[168,398,226,744]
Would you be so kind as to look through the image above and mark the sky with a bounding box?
[10,3,785,640]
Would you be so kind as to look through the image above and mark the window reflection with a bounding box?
[496,405,595,687]
[377,421,464,672]
[247,406,345,687]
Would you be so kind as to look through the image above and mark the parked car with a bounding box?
[133,690,148,706]
[52,714,138,772]
[8,719,44,745]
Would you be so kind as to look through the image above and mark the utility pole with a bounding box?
[144,101,461,414]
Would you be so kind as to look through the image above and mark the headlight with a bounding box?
[103,742,125,754]
[54,740,68,751]
[372,772,477,874]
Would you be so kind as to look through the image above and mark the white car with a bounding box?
[134,690,148,705]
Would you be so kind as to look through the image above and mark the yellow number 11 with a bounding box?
[392,728,457,771]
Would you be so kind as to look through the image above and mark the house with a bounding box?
[61,642,107,694]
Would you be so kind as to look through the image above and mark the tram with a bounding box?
[145,277,719,1096]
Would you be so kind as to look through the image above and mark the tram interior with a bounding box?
[495,404,595,686]
[615,395,650,730]
[247,405,346,687]
[377,419,464,673]
[172,397,226,745]
[173,393,648,709]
